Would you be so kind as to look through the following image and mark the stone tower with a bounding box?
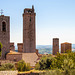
[23,6,36,53]
[61,42,72,53]
[0,15,10,59]
[53,38,59,55]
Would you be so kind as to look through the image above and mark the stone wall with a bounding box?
[0,71,18,75]
[18,73,39,75]
[6,53,22,62]
[0,71,41,75]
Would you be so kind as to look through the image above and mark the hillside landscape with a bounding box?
[15,44,75,54]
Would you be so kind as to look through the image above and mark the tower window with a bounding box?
[2,22,6,32]
[30,17,31,22]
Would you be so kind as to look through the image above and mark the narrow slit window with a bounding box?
[30,17,31,22]
[2,22,6,32]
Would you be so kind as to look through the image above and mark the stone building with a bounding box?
[23,6,36,53]
[0,15,10,59]
[61,42,72,53]
[10,43,15,51]
[6,51,22,62]
[17,43,23,52]
[6,51,38,66]
[6,6,39,67]
[0,6,40,67]
[53,38,59,55]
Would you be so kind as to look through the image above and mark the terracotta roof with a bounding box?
[8,50,21,55]
[61,42,71,44]
[22,53,38,66]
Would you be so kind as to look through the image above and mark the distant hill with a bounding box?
[36,45,52,54]
[15,44,75,54]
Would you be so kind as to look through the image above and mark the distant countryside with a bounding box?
[15,44,75,54]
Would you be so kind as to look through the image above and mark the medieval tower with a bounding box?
[23,6,36,53]
[0,15,10,59]
[53,38,59,55]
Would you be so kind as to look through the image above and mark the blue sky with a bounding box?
[0,0,75,45]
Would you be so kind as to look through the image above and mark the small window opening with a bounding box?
[30,17,31,22]
[2,22,6,32]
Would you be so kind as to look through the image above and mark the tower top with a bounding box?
[0,9,3,15]
[32,5,34,9]
[53,38,59,40]
[24,5,35,13]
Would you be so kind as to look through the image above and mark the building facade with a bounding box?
[61,42,72,53]
[23,6,36,53]
[53,38,59,55]
[0,15,10,59]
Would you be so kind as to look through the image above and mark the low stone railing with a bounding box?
[0,71,18,75]
[18,73,39,75]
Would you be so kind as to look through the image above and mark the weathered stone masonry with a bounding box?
[0,15,10,59]
[23,6,36,53]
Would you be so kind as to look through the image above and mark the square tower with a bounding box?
[17,43,23,52]
[10,43,15,51]
[61,42,72,53]
[23,6,36,53]
[53,38,59,55]
[0,15,10,59]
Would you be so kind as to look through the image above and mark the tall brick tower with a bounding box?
[23,6,36,53]
[0,15,10,59]
[53,38,59,55]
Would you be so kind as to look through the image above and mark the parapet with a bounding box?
[24,5,34,13]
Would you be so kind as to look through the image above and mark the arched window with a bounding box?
[2,22,6,32]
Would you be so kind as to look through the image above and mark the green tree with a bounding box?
[35,55,56,70]
[61,58,74,75]
[17,60,31,72]
[55,53,68,69]
[0,42,3,57]
[0,63,16,71]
